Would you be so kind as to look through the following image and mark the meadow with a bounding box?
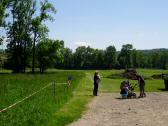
[0,71,87,126]
[98,69,168,93]
[0,69,168,126]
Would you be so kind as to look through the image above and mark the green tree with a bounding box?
[92,49,105,69]
[83,46,94,69]
[0,0,11,26]
[160,52,168,69]
[118,44,133,69]
[31,0,56,73]
[74,46,86,69]
[74,46,95,69]
[132,50,148,68]
[0,36,4,45]
[5,0,56,73]
[7,0,35,72]
[131,49,138,68]
[63,48,74,69]
[104,45,117,69]
[36,39,64,73]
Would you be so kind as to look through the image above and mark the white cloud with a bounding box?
[74,41,91,47]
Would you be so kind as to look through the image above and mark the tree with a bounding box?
[0,36,4,45]
[5,0,56,73]
[92,49,105,69]
[118,44,133,69]
[36,39,64,73]
[131,50,148,68]
[74,46,86,69]
[160,52,168,69]
[83,46,94,69]
[63,48,73,69]
[131,49,138,68]
[0,0,10,26]
[7,0,35,72]
[7,0,31,72]
[73,46,96,69]
[31,0,56,73]
[104,45,117,69]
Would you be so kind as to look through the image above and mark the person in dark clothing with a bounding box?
[136,74,146,98]
[93,71,101,96]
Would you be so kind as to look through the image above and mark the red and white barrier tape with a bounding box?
[0,82,67,113]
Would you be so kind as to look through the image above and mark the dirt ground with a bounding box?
[68,92,168,126]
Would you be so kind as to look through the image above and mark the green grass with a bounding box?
[100,77,165,93]
[137,69,168,76]
[0,71,84,126]
[0,69,12,73]
[96,69,168,93]
[49,72,93,126]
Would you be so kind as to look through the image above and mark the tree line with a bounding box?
[57,44,168,70]
[0,0,168,73]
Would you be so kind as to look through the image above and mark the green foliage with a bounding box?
[31,0,56,73]
[118,44,133,69]
[6,0,36,73]
[0,37,3,45]
[74,46,93,69]
[104,45,117,69]
[0,0,11,26]
[62,48,74,69]
[2,0,56,73]
[36,39,64,73]
[132,50,148,68]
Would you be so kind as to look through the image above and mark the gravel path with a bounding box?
[68,92,168,126]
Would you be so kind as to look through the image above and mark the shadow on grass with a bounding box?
[0,73,12,75]
[84,94,94,97]
[158,88,168,91]
[0,71,61,75]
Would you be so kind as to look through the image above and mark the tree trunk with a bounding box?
[23,41,26,73]
[32,31,36,73]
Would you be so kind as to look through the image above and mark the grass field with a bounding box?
[98,69,168,93]
[0,71,86,126]
[0,69,168,126]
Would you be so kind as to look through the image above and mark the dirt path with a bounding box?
[68,92,168,126]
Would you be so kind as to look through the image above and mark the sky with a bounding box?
[46,0,168,51]
[1,0,168,51]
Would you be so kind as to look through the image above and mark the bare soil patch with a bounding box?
[68,92,168,126]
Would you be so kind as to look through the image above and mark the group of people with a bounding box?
[93,71,146,98]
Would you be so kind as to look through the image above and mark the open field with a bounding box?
[0,69,168,126]
[0,71,86,126]
[99,69,168,92]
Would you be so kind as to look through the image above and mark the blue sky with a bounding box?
[46,0,168,51]
[2,0,168,51]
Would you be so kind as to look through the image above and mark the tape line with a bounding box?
[0,82,67,113]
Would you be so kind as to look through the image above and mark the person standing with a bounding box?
[67,75,72,87]
[93,71,101,96]
[136,74,146,98]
